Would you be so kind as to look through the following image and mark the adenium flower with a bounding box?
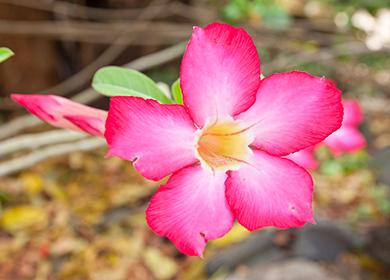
[285,147,318,170]
[11,22,343,256]
[324,100,366,155]
[286,100,365,170]
[105,23,344,256]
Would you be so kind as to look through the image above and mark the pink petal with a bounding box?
[63,115,106,137]
[342,100,363,126]
[226,150,314,231]
[105,96,198,181]
[146,165,234,256]
[236,71,343,156]
[180,22,260,127]
[324,126,366,155]
[285,148,318,170]
[11,94,107,137]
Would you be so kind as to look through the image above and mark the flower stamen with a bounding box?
[196,121,252,171]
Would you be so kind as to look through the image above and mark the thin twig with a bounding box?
[0,20,190,41]
[44,0,172,95]
[0,0,215,22]
[265,42,389,72]
[0,130,86,157]
[43,37,129,95]
[0,137,105,177]
[0,0,167,20]
[0,116,42,141]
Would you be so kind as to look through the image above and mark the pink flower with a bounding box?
[324,100,366,155]
[287,100,366,169]
[285,147,318,170]
[105,23,343,256]
[11,94,107,137]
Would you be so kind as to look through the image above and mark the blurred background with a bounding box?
[0,0,389,279]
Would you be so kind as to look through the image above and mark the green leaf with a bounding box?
[256,4,291,29]
[92,66,172,104]
[320,160,344,176]
[171,79,183,104]
[0,47,14,63]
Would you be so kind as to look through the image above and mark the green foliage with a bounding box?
[319,149,368,176]
[223,0,250,21]
[349,184,390,221]
[146,66,178,86]
[223,0,291,29]
[0,47,14,63]
[295,62,330,77]
[171,79,183,104]
[372,185,390,215]
[326,0,390,12]
[92,66,173,104]
[320,159,345,176]
[358,53,390,70]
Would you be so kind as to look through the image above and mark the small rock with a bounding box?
[293,222,355,261]
[370,147,390,187]
[227,259,342,280]
[366,225,390,265]
[206,231,274,275]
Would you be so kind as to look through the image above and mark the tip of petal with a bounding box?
[104,149,115,159]
[10,93,60,123]
[10,93,28,105]
[309,216,317,225]
[187,242,206,257]
[10,93,21,101]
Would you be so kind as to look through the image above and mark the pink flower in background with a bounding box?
[287,100,366,170]
[324,100,366,155]
[105,23,342,256]
[11,94,107,137]
[285,147,318,170]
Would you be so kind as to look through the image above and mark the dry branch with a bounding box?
[0,137,105,177]
[0,130,86,157]
[0,20,191,42]
[0,0,167,20]
[0,0,215,22]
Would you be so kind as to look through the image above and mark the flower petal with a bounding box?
[63,115,106,137]
[324,126,366,155]
[146,165,234,256]
[11,94,107,136]
[105,96,198,181]
[180,22,260,127]
[342,100,363,126]
[226,150,314,231]
[236,71,343,156]
[285,148,318,170]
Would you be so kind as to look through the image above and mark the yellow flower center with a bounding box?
[196,121,252,171]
